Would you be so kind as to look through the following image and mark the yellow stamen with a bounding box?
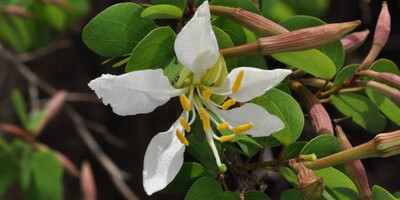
[232,123,253,134]
[202,89,212,101]
[220,134,235,143]
[232,70,244,93]
[180,94,191,111]
[198,108,211,131]
[221,99,236,110]
[179,117,191,132]
[217,123,230,131]
[176,129,189,146]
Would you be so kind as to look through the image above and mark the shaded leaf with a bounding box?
[141,4,183,19]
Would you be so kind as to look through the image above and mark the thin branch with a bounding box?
[66,93,101,103]
[0,44,139,200]
[84,118,127,148]
[28,83,40,111]
[18,39,73,62]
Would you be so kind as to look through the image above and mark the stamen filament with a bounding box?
[202,89,212,101]
[176,129,189,146]
[232,70,244,93]
[222,99,236,110]
[217,123,230,131]
[220,134,236,143]
[180,94,191,111]
[180,117,191,132]
[198,108,211,131]
[205,129,222,167]
[232,123,253,134]
[188,106,197,125]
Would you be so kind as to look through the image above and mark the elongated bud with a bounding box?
[355,80,400,108]
[336,125,372,200]
[1,5,32,18]
[304,130,400,170]
[358,2,391,71]
[34,91,67,135]
[359,70,400,91]
[341,30,370,53]
[290,80,334,135]
[81,161,97,200]
[289,160,324,200]
[210,6,288,36]
[221,21,361,57]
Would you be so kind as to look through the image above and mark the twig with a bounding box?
[18,39,73,62]
[84,118,127,148]
[28,83,40,111]
[0,44,139,200]
[66,93,101,103]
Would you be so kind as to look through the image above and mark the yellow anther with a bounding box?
[179,117,191,132]
[176,129,189,146]
[217,123,230,131]
[232,70,244,93]
[221,99,236,110]
[202,89,212,101]
[198,108,211,131]
[220,134,236,143]
[232,123,253,134]
[180,94,191,111]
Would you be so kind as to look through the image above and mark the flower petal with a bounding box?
[174,1,219,74]
[88,69,183,116]
[143,120,185,195]
[218,103,284,137]
[227,67,292,102]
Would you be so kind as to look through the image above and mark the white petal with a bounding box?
[218,103,284,137]
[174,1,219,74]
[227,68,292,102]
[143,120,185,195]
[88,69,183,116]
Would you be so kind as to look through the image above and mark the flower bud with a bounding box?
[34,91,67,135]
[355,80,400,108]
[221,20,361,57]
[81,161,97,200]
[290,80,334,135]
[336,125,372,200]
[341,30,370,53]
[289,160,324,200]
[359,70,400,91]
[373,130,400,158]
[358,1,391,71]
[1,5,32,18]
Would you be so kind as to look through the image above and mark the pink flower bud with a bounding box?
[81,161,97,200]
[373,1,390,48]
[341,30,370,53]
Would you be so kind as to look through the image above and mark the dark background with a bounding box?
[1,0,399,199]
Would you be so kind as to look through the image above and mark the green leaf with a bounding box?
[330,93,386,134]
[185,177,240,200]
[280,189,305,200]
[82,3,156,57]
[333,64,359,87]
[284,141,307,159]
[372,185,398,200]
[279,15,344,71]
[264,88,304,143]
[211,0,260,14]
[163,57,184,85]
[66,0,90,22]
[26,109,45,133]
[300,135,339,158]
[212,26,237,71]
[141,5,183,19]
[0,15,34,52]
[272,50,336,79]
[364,59,400,126]
[392,191,400,199]
[162,162,216,194]
[283,0,330,17]
[11,89,28,128]
[254,136,281,148]
[36,3,68,30]
[150,0,188,11]
[314,167,358,200]
[20,145,33,193]
[260,0,294,22]
[237,55,268,70]
[212,17,253,46]
[244,191,271,200]
[0,152,19,198]
[187,119,222,170]
[185,177,222,200]
[31,151,63,200]
[126,27,176,72]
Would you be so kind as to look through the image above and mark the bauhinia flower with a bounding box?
[88,1,291,195]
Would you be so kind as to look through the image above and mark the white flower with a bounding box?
[88,1,291,196]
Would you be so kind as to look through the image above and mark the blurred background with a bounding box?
[0,0,399,199]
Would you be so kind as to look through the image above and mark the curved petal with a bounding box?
[88,69,183,116]
[174,1,219,74]
[143,120,185,195]
[227,68,292,102]
[218,103,284,137]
